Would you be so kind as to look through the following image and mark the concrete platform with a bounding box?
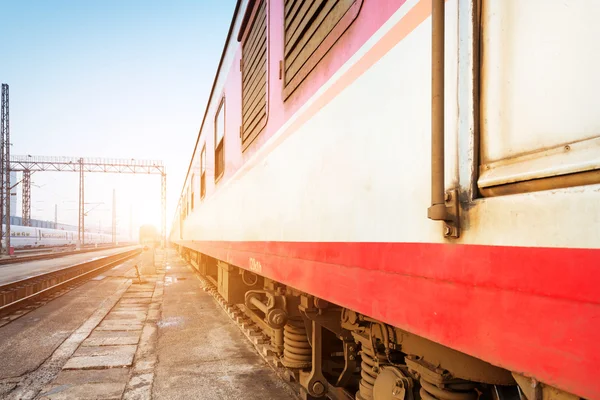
[40,369,130,400]
[0,248,297,399]
[152,250,298,400]
[0,245,140,285]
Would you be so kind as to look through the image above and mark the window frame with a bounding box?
[214,96,226,182]
[187,186,191,215]
[190,173,195,211]
[282,0,363,100]
[200,144,207,199]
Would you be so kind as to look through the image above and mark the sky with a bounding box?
[0,0,237,237]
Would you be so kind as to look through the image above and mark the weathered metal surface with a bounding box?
[480,0,600,165]
[478,137,600,196]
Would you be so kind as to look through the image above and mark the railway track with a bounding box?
[0,247,142,319]
[13,244,117,256]
[0,243,134,266]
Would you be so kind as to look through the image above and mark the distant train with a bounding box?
[5,225,123,249]
[139,224,160,248]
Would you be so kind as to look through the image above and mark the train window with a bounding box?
[240,0,268,150]
[187,187,191,215]
[191,173,195,211]
[214,97,226,181]
[200,145,206,199]
[283,0,362,99]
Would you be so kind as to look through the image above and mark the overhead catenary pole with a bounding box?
[161,171,166,249]
[22,170,31,226]
[129,203,132,241]
[0,84,6,253]
[54,204,58,229]
[112,188,116,244]
[78,157,84,247]
[2,84,10,253]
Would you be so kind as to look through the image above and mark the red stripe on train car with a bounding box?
[178,240,600,399]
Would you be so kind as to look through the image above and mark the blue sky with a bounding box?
[0,0,236,234]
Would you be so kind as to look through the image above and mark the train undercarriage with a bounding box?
[176,246,580,400]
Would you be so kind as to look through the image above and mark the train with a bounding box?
[6,224,122,249]
[170,1,600,400]
[139,224,160,248]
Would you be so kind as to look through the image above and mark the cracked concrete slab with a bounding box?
[122,292,154,298]
[82,330,141,346]
[63,352,135,369]
[113,306,148,312]
[96,321,144,331]
[73,344,137,358]
[44,368,130,386]
[119,298,152,304]
[39,381,126,399]
[104,311,147,321]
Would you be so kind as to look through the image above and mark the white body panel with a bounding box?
[175,0,600,250]
[480,0,600,163]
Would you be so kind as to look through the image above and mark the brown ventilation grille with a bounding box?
[241,0,267,150]
[200,145,206,199]
[190,173,195,210]
[283,0,362,99]
[215,98,225,181]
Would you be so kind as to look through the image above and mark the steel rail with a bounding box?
[0,247,141,315]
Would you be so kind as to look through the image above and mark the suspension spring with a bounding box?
[419,377,478,400]
[282,318,312,369]
[356,340,388,400]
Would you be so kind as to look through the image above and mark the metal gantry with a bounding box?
[1,84,10,252]
[10,155,167,248]
[112,189,116,244]
[161,172,166,250]
[78,158,85,244]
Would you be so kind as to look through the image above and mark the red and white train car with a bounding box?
[171,1,600,399]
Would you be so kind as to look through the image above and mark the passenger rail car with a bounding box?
[7,225,117,249]
[171,1,600,399]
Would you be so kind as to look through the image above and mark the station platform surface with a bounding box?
[0,248,297,400]
[0,246,140,285]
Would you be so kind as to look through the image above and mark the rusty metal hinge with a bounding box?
[278,60,283,80]
[443,189,460,238]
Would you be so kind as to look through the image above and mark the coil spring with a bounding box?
[419,378,478,400]
[356,341,388,400]
[282,318,312,368]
